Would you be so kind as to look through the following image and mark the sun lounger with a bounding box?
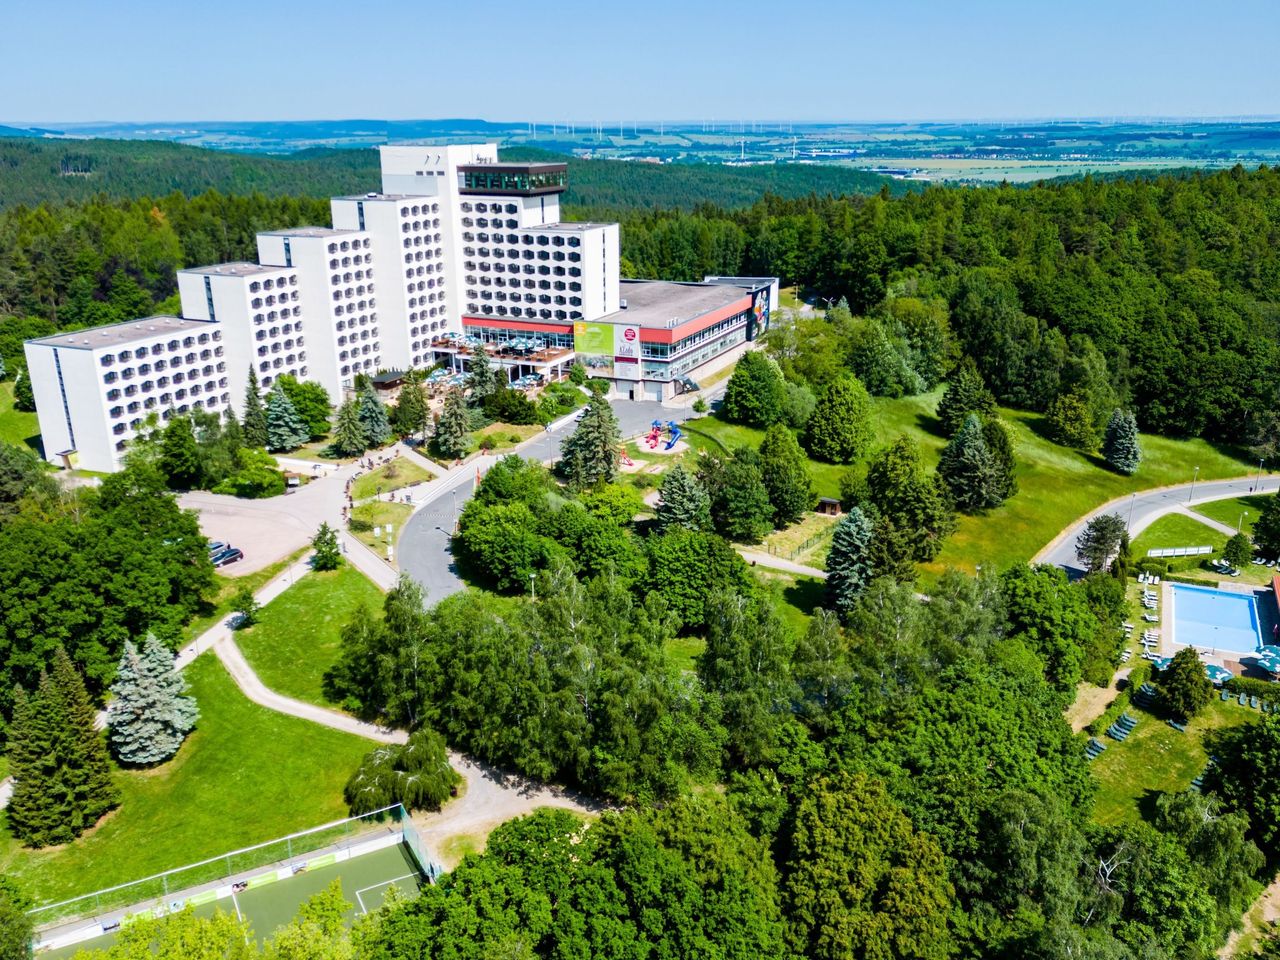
[1240,693,1249,705]
[1143,615,1159,622]
[1168,719,1187,732]
[1221,689,1231,701]
[1251,696,1260,708]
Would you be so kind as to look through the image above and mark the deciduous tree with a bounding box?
[158,415,202,489]
[803,374,873,464]
[722,351,786,427]
[1159,647,1213,720]
[864,436,955,561]
[344,727,459,815]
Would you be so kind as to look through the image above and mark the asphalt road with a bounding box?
[398,397,711,603]
[1034,474,1279,577]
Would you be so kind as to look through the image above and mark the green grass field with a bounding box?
[1192,494,1268,536]
[0,381,40,451]
[1089,698,1259,825]
[0,654,373,906]
[689,387,1254,578]
[350,458,435,501]
[235,565,385,707]
[1132,513,1228,558]
[349,501,413,559]
[181,548,311,645]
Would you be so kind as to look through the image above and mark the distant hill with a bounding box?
[0,136,902,212]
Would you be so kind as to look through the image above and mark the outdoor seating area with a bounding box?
[1106,712,1138,742]
[1138,572,1162,585]
[1208,558,1242,577]
[1250,556,1278,568]
[1085,737,1108,761]
[424,369,471,391]
[1131,682,1158,710]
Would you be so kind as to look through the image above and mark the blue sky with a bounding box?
[3,0,1278,123]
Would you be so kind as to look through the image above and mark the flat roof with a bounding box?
[334,193,429,202]
[607,280,752,329]
[257,226,357,238]
[179,262,290,278]
[29,316,216,350]
[529,222,614,233]
[458,162,567,173]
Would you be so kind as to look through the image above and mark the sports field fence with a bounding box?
[28,803,412,930]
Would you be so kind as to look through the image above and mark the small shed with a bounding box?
[816,497,842,517]
[371,370,408,395]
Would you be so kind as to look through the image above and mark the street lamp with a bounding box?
[1239,511,1249,533]
[451,488,458,533]
[1257,458,1266,494]
[529,572,536,602]
[1127,492,1137,534]
[1187,466,1199,504]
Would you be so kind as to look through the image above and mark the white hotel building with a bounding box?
[25,144,775,472]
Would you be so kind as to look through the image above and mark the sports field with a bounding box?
[41,841,424,958]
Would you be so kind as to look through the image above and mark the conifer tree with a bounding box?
[312,522,342,571]
[655,462,712,533]
[710,451,774,543]
[392,370,429,439]
[467,348,498,402]
[434,388,471,460]
[107,635,198,766]
[981,416,1019,502]
[242,367,269,449]
[222,407,244,455]
[265,380,310,452]
[5,684,66,846]
[938,414,1005,512]
[1047,392,1098,450]
[1103,408,1142,475]
[329,399,368,458]
[559,396,621,489]
[936,358,997,435]
[865,436,955,562]
[358,384,392,448]
[825,507,876,620]
[759,423,814,526]
[51,648,119,825]
[802,374,873,464]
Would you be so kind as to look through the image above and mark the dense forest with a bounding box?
[3,162,1279,444]
[0,138,900,211]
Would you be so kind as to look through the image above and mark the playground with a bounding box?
[639,419,685,454]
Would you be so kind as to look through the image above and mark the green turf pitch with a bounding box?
[41,843,423,958]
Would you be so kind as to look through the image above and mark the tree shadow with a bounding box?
[1135,787,1168,824]
[782,577,827,617]
[913,411,949,441]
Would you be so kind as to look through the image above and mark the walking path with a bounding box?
[1171,503,1239,537]
[1033,474,1280,575]
[735,549,827,579]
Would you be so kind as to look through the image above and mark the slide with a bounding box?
[663,421,682,450]
[645,420,663,449]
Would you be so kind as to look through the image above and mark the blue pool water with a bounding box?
[1171,584,1262,655]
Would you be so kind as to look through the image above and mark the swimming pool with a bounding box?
[1170,584,1262,655]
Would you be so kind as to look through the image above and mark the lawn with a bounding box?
[0,653,373,907]
[350,457,435,501]
[689,385,1255,578]
[752,569,826,633]
[1192,494,1268,536]
[1089,697,1259,826]
[664,636,706,674]
[0,381,40,451]
[475,422,543,453]
[181,547,311,645]
[235,565,385,707]
[762,513,839,569]
[349,501,414,561]
[1132,513,1227,558]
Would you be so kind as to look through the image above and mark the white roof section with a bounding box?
[28,316,216,350]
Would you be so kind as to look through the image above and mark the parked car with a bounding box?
[212,548,244,567]
[207,541,227,555]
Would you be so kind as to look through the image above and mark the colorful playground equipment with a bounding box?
[620,446,635,467]
[643,420,683,450]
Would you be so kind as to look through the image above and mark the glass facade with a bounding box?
[460,165,568,195]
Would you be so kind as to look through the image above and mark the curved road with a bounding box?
[1034,473,1279,576]
[399,396,716,602]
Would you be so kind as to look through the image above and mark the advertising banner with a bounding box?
[613,324,641,380]
[573,321,613,357]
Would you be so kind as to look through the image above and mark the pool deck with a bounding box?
[1162,579,1280,678]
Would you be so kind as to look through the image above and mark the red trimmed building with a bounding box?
[444,275,776,401]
